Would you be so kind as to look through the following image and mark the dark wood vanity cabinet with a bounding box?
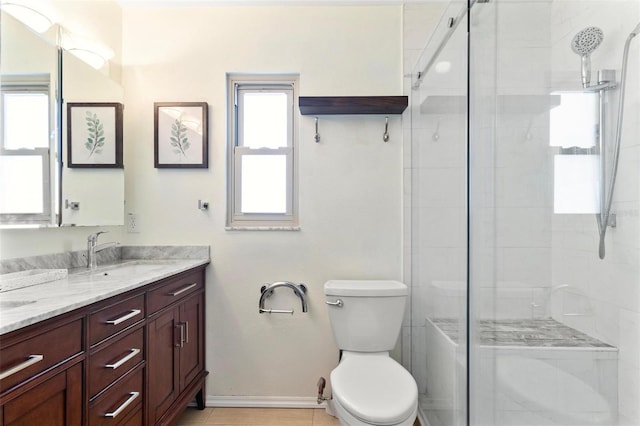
[147,270,206,426]
[0,265,207,426]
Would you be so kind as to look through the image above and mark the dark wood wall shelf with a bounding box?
[299,96,408,115]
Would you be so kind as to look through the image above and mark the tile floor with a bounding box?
[174,407,340,425]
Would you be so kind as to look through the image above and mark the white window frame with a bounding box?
[227,74,299,229]
[0,76,55,226]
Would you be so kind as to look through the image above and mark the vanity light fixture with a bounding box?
[60,31,114,70]
[0,1,54,33]
[66,47,107,70]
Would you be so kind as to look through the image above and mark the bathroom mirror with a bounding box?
[0,11,60,227]
[0,10,125,228]
[60,50,125,226]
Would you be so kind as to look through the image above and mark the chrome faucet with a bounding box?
[87,231,117,269]
[259,281,308,314]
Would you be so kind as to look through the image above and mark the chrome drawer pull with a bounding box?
[105,348,141,369]
[0,354,44,380]
[169,283,198,297]
[106,309,142,326]
[104,391,139,418]
[176,323,185,348]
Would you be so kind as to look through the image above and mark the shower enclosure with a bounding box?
[407,1,640,425]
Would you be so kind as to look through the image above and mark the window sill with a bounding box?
[225,226,301,231]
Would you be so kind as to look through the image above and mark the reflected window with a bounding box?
[549,92,598,148]
[553,155,600,214]
[550,92,600,214]
[0,77,54,225]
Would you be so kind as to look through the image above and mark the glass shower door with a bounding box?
[410,2,468,425]
[468,1,640,425]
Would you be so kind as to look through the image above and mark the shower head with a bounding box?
[571,27,604,55]
[571,27,604,88]
[631,22,640,37]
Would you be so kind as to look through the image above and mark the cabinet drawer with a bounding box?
[0,319,83,392]
[89,368,143,426]
[117,408,143,426]
[90,295,145,346]
[89,327,144,398]
[148,270,203,314]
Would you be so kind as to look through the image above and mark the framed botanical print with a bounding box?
[154,102,208,168]
[67,102,123,168]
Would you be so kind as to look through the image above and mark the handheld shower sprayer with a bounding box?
[571,27,604,88]
[596,22,640,259]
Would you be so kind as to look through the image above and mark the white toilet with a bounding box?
[324,280,418,426]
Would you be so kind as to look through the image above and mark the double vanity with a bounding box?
[0,246,209,426]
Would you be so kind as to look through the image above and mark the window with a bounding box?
[227,74,298,229]
[0,76,56,225]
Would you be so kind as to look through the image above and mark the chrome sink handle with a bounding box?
[87,231,107,269]
[88,230,108,242]
[325,299,343,307]
[87,231,117,269]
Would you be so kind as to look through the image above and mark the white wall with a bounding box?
[1,2,404,403]
[120,5,403,401]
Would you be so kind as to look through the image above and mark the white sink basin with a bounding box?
[0,269,68,293]
[90,263,166,278]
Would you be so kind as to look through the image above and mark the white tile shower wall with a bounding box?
[488,0,554,319]
[548,1,640,424]
[403,1,449,375]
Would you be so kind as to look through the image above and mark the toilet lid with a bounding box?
[331,355,418,425]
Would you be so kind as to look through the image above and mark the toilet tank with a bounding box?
[324,280,408,352]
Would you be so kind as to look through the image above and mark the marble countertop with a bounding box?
[0,251,209,335]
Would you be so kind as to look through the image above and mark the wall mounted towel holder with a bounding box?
[299,96,407,143]
[259,281,308,314]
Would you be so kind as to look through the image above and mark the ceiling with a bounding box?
[116,0,442,6]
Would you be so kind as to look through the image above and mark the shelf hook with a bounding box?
[314,117,320,143]
[383,116,390,142]
[198,200,209,210]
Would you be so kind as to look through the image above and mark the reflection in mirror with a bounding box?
[61,49,124,226]
[0,10,60,227]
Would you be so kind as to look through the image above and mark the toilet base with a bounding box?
[333,394,417,426]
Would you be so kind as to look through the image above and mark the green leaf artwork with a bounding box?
[170,118,190,157]
[84,111,105,157]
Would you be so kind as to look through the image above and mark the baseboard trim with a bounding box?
[206,396,326,409]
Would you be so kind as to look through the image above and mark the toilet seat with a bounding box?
[331,353,418,425]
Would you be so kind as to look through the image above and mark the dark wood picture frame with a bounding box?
[154,102,208,169]
[67,102,123,168]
